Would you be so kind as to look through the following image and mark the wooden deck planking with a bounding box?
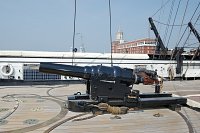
[50,110,188,133]
[0,81,200,132]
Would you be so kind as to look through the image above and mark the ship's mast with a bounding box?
[188,22,200,43]
[149,17,184,75]
[188,22,200,59]
[148,17,167,55]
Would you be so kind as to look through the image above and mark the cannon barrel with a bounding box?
[39,62,90,79]
[39,62,143,85]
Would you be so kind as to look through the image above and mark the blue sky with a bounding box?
[0,0,199,53]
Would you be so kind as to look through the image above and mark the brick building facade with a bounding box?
[112,30,157,54]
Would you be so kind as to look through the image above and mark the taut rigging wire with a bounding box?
[72,0,77,65]
[173,0,190,49]
[172,2,199,49]
[182,2,200,77]
[163,0,175,46]
[152,0,172,17]
[108,0,113,66]
[190,2,200,22]
[184,42,199,48]
[174,1,200,49]
[182,2,200,48]
[153,19,188,27]
[194,13,200,25]
[157,0,165,34]
[71,0,114,66]
[186,13,200,48]
[166,0,182,48]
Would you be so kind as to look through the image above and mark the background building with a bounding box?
[112,30,157,54]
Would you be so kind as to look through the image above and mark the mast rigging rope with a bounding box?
[163,0,175,46]
[108,0,113,66]
[153,19,188,27]
[152,0,172,17]
[166,0,182,48]
[72,0,77,65]
[170,1,199,61]
[182,1,200,77]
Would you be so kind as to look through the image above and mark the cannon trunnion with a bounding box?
[39,63,187,112]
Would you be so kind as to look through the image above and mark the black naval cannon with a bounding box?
[39,63,187,112]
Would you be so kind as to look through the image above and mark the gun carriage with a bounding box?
[39,63,186,112]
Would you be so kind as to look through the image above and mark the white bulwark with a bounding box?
[0,50,200,81]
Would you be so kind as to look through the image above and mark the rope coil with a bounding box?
[97,103,128,114]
